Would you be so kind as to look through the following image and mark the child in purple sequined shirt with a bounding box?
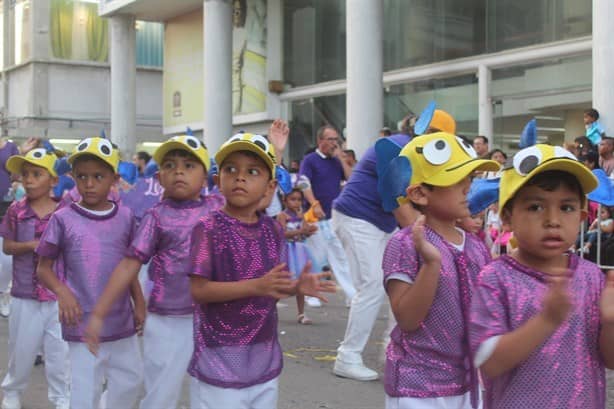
[469,144,614,409]
[84,135,223,409]
[381,132,500,409]
[36,137,145,409]
[0,148,69,409]
[188,133,334,409]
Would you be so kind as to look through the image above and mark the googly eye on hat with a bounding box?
[68,137,120,172]
[214,133,277,177]
[6,147,59,177]
[153,135,211,171]
[499,144,598,214]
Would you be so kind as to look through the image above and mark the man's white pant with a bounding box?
[139,313,193,409]
[190,376,278,409]
[332,210,393,364]
[306,218,355,300]
[68,335,143,409]
[1,298,69,407]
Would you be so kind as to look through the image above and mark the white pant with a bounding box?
[139,313,193,409]
[333,210,393,364]
[190,376,278,409]
[386,392,478,409]
[68,336,143,409]
[0,237,12,292]
[306,218,355,300]
[1,298,69,406]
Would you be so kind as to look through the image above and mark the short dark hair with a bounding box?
[503,170,584,215]
[316,125,338,140]
[380,127,392,136]
[585,108,599,120]
[136,151,151,163]
[71,154,115,174]
[489,148,507,160]
[343,149,356,161]
[473,135,488,145]
[578,150,600,169]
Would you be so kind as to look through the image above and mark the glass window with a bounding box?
[136,21,164,67]
[11,0,31,65]
[383,0,486,71]
[283,0,346,87]
[288,94,346,161]
[486,0,591,52]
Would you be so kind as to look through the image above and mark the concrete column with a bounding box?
[203,0,232,152]
[593,0,614,135]
[346,0,383,159]
[478,64,493,142]
[110,14,136,157]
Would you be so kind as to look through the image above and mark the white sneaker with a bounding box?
[305,296,321,308]
[0,293,10,317]
[1,395,21,409]
[333,360,379,381]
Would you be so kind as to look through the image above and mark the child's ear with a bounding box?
[500,207,512,226]
[406,185,427,207]
[580,208,588,222]
[50,176,59,188]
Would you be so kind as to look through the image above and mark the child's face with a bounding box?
[72,159,118,211]
[285,191,303,212]
[584,113,594,126]
[215,151,275,215]
[491,151,507,165]
[600,207,611,220]
[158,152,206,201]
[21,162,56,201]
[599,140,614,156]
[504,183,584,265]
[411,176,472,221]
[458,212,483,234]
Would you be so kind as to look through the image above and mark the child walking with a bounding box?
[84,135,224,409]
[470,144,614,408]
[381,132,499,408]
[36,137,145,409]
[276,187,318,324]
[188,133,335,409]
[0,148,69,409]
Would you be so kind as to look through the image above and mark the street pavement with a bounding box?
[0,290,613,408]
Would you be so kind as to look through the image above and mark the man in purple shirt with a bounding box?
[300,125,355,303]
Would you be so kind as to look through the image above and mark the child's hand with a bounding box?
[257,263,294,299]
[601,271,614,325]
[412,215,441,265]
[57,286,82,327]
[84,313,103,356]
[134,300,146,336]
[296,261,337,302]
[542,275,572,327]
[301,223,317,236]
[268,119,290,155]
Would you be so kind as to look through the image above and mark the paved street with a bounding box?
[1,290,613,408]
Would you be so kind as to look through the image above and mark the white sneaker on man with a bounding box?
[305,296,321,308]
[1,394,21,409]
[0,292,10,317]
[333,359,379,381]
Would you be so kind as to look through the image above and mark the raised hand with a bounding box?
[412,215,441,265]
[601,270,614,324]
[542,275,572,327]
[257,263,294,299]
[296,261,337,302]
[268,119,290,158]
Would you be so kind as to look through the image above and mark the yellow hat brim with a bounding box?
[68,151,118,173]
[214,140,276,178]
[420,158,501,187]
[6,156,57,177]
[153,141,210,171]
[499,158,598,213]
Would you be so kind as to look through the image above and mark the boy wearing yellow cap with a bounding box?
[84,135,224,409]
[36,137,145,409]
[381,132,500,409]
[0,148,69,409]
[470,144,614,408]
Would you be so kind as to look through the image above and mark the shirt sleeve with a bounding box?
[0,203,17,240]
[469,266,510,365]
[299,155,314,185]
[35,213,63,259]
[126,210,159,263]
[382,229,420,289]
[189,218,214,279]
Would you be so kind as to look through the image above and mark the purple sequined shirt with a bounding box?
[189,210,287,388]
[470,254,605,409]
[36,203,137,342]
[0,198,59,301]
[126,194,224,315]
[382,225,491,401]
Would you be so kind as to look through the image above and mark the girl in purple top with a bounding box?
[381,132,499,409]
[36,137,145,409]
[189,134,335,409]
[84,135,223,409]
[0,149,69,409]
[469,144,614,409]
